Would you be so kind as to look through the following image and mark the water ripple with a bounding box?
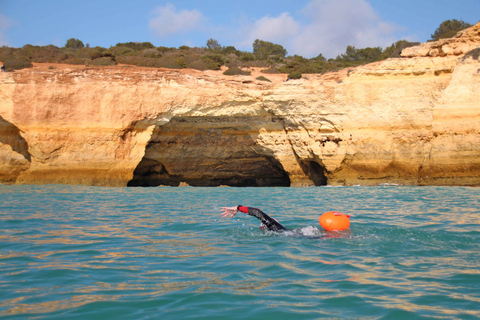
[0,185,479,319]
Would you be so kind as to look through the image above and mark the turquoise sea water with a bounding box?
[1,185,479,319]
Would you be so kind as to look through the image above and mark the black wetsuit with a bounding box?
[237,205,288,232]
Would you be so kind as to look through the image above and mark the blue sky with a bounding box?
[0,0,478,58]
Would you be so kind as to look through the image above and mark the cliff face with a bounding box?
[1,23,479,187]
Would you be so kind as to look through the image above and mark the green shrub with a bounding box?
[20,44,64,63]
[90,57,116,66]
[75,47,96,59]
[288,71,302,79]
[107,46,133,56]
[89,50,114,60]
[240,53,255,61]
[4,59,33,71]
[256,76,271,82]
[0,46,15,61]
[223,66,251,76]
[116,56,163,68]
[186,59,210,71]
[157,46,174,54]
[261,66,281,74]
[204,54,224,65]
[201,54,224,70]
[203,59,221,70]
[158,60,184,69]
[62,57,89,65]
[175,57,187,68]
[115,42,155,51]
[155,55,185,69]
[142,48,162,58]
[278,60,300,73]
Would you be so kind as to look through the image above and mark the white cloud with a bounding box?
[293,0,400,58]
[238,12,299,49]
[149,4,205,38]
[235,0,401,58]
[146,0,402,58]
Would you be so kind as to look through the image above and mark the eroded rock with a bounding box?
[1,23,479,186]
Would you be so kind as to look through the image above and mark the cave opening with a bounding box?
[127,115,291,187]
[298,160,328,186]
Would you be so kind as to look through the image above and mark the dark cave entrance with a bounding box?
[127,115,291,187]
[298,159,328,186]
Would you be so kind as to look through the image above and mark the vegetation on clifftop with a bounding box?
[430,19,472,41]
[0,19,473,74]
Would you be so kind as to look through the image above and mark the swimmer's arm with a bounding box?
[237,206,263,219]
[220,206,239,218]
[220,205,257,218]
[220,205,260,218]
[222,206,287,231]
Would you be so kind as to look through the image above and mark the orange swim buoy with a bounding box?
[319,211,350,231]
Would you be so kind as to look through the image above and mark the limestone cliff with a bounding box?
[1,23,479,187]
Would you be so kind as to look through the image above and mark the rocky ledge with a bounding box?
[1,23,479,187]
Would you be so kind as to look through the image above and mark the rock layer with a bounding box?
[1,23,479,187]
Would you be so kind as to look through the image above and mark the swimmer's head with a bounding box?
[260,223,266,230]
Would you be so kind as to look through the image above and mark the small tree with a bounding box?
[222,46,240,55]
[253,39,287,60]
[338,45,358,62]
[315,53,327,61]
[65,38,84,50]
[431,19,472,41]
[206,38,222,51]
[337,45,382,64]
[381,40,420,59]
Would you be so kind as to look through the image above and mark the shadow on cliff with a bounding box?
[0,115,31,162]
[0,115,31,184]
[127,115,291,187]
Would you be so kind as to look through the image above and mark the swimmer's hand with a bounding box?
[221,206,238,218]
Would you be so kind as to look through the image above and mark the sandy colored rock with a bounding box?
[1,23,479,187]
[401,21,480,58]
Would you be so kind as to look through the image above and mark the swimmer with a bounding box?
[221,205,288,232]
[221,206,347,238]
